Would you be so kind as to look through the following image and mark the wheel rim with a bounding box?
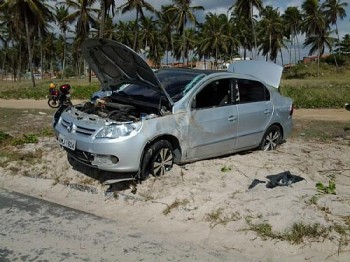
[153,148,173,176]
[263,130,280,151]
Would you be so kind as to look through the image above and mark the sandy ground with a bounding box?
[0,99,350,261]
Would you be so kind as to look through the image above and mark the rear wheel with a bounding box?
[48,98,60,108]
[140,140,174,180]
[260,125,282,151]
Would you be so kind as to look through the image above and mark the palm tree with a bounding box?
[230,11,253,60]
[115,20,134,47]
[199,13,234,69]
[322,0,347,41]
[118,0,155,51]
[231,0,263,59]
[303,29,335,74]
[158,5,176,67]
[165,0,204,64]
[322,0,348,63]
[55,5,69,79]
[99,0,116,38]
[283,6,303,64]
[257,6,285,63]
[1,0,54,87]
[61,0,98,76]
[302,0,329,76]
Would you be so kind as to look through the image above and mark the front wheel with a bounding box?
[48,98,60,108]
[140,140,174,180]
[260,125,282,151]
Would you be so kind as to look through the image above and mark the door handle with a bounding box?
[264,109,272,114]
[228,115,237,122]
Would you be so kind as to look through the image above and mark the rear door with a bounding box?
[235,79,273,149]
[187,78,238,159]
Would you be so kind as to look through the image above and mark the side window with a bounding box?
[195,79,231,109]
[237,79,270,103]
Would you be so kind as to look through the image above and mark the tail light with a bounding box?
[289,103,294,116]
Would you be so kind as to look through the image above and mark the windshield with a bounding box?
[113,69,208,103]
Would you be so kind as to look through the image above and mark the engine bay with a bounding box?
[75,97,159,123]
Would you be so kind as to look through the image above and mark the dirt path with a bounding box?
[1,99,349,122]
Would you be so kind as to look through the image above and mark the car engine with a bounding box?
[73,98,158,123]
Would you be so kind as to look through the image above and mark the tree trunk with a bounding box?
[333,22,340,70]
[317,44,320,78]
[39,28,43,80]
[133,9,140,51]
[100,0,106,38]
[62,30,66,80]
[24,11,36,87]
[251,2,257,59]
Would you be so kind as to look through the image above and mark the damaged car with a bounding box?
[53,38,293,180]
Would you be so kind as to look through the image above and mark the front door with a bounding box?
[187,78,238,160]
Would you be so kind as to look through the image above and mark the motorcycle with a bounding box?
[47,83,72,108]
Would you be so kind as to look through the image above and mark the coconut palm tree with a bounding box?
[158,5,176,67]
[302,0,330,76]
[257,6,285,63]
[114,20,134,47]
[1,0,54,87]
[230,0,263,59]
[55,5,69,79]
[99,0,116,37]
[282,6,303,64]
[118,0,155,51]
[165,0,204,64]
[230,11,253,60]
[199,13,234,69]
[322,0,347,42]
[322,0,347,65]
[61,0,98,76]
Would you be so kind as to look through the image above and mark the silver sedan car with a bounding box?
[54,39,293,180]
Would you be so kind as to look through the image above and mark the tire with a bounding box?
[48,98,60,108]
[260,125,282,151]
[140,140,174,180]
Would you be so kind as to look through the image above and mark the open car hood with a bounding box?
[82,38,173,106]
[227,60,283,89]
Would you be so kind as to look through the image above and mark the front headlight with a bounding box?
[95,123,140,139]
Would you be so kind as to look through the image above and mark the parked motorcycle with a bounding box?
[47,83,72,108]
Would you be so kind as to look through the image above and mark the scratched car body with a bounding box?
[54,38,293,180]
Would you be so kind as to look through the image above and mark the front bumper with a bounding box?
[55,117,147,172]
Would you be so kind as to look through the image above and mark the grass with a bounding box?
[247,220,330,244]
[0,108,54,136]
[0,78,100,100]
[0,149,43,168]
[204,208,241,228]
[291,119,350,142]
[163,198,190,215]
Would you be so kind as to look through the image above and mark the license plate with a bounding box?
[58,134,76,150]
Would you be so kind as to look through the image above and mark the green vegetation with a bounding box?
[221,166,232,172]
[11,134,38,146]
[316,179,337,195]
[247,220,330,244]
[204,208,241,228]
[0,79,100,100]
[0,149,43,168]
